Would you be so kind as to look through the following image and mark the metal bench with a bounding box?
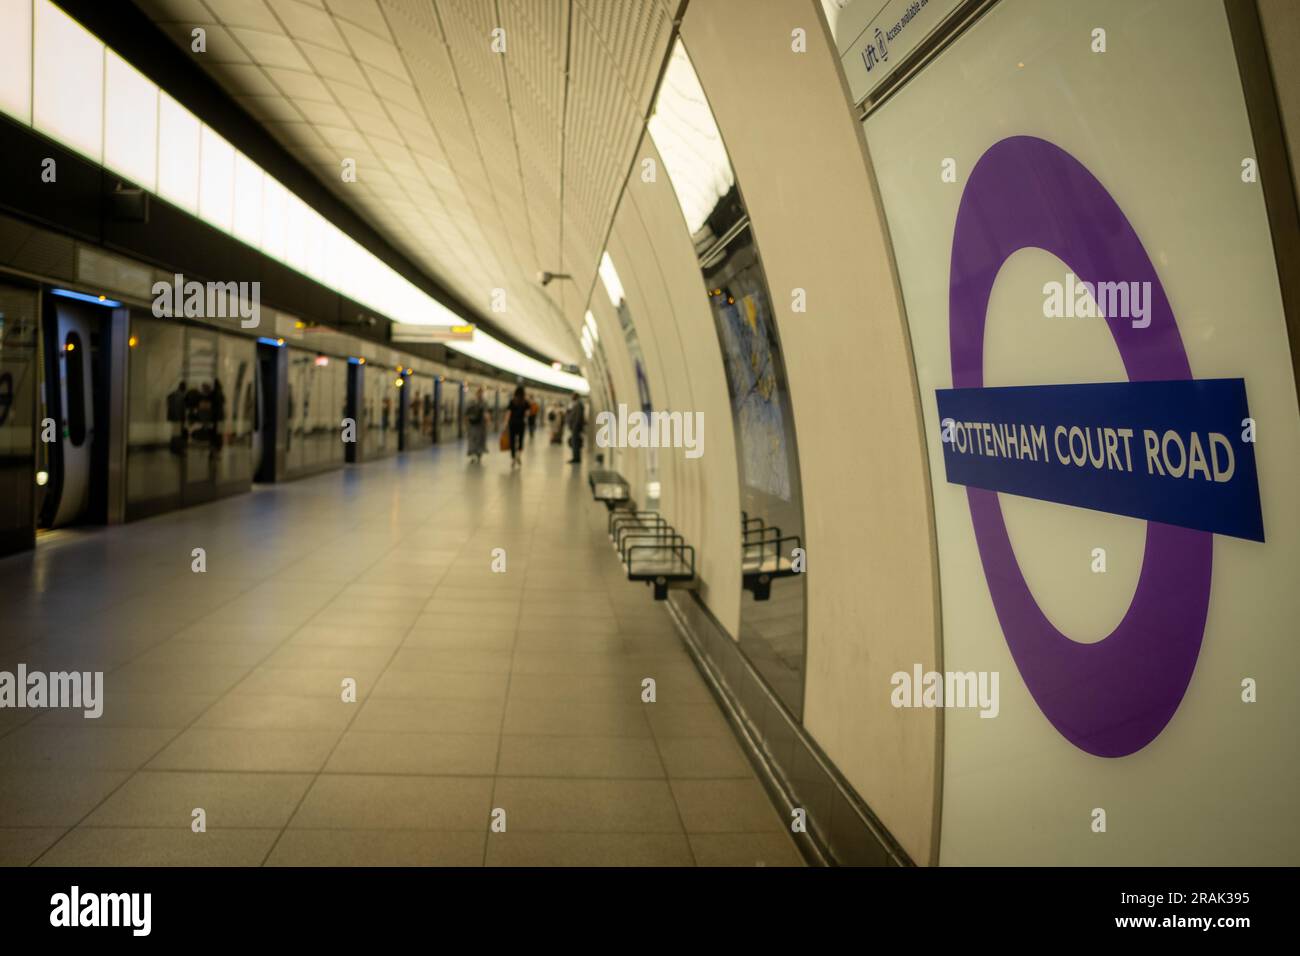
[741,511,802,601]
[608,509,696,600]
[588,469,631,509]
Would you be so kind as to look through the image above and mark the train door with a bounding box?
[432,377,442,443]
[345,360,362,463]
[181,329,218,503]
[396,371,409,452]
[252,347,267,479]
[254,340,281,482]
[0,281,39,557]
[38,294,112,528]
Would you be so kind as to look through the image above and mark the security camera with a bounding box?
[538,271,572,287]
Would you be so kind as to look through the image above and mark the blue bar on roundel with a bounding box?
[934,379,1264,542]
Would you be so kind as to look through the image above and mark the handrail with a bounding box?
[619,529,684,562]
[610,512,667,546]
[608,509,664,536]
[603,506,697,598]
[617,525,678,559]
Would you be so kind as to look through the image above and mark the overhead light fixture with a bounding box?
[598,253,625,307]
[3,10,587,395]
[51,288,122,308]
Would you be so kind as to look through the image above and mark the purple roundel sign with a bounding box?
[948,136,1213,758]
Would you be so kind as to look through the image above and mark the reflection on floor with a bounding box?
[0,440,802,866]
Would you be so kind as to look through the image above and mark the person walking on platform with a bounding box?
[505,385,530,468]
[526,396,539,447]
[549,406,564,445]
[566,393,586,464]
[465,386,490,464]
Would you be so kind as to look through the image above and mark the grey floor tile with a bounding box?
[505,673,649,704]
[107,664,253,697]
[171,623,298,645]
[411,612,518,632]
[0,828,67,866]
[288,626,407,649]
[502,697,651,737]
[289,775,493,830]
[370,670,509,701]
[259,645,394,671]
[670,779,787,834]
[147,728,343,773]
[384,647,514,673]
[516,615,621,635]
[266,829,486,866]
[423,598,522,616]
[130,642,270,671]
[352,697,504,735]
[646,702,736,738]
[35,827,280,866]
[493,778,682,833]
[230,666,384,699]
[497,735,664,779]
[195,694,355,731]
[0,770,131,827]
[509,651,692,678]
[324,731,499,776]
[689,832,806,867]
[657,736,754,778]
[84,771,313,829]
[398,630,517,651]
[0,725,175,771]
[32,693,217,729]
[486,832,693,867]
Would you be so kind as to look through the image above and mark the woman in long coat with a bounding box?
[465,387,490,463]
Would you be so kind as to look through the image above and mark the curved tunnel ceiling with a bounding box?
[133,0,679,366]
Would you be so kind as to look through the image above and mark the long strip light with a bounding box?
[0,0,587,393]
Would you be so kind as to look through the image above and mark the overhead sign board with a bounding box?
[391,323,475,343]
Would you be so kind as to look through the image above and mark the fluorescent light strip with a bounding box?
[646,40,736,238]
[51,288,122,307]
[1,0,586,393]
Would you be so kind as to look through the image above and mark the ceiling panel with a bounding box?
[134,0,678,361]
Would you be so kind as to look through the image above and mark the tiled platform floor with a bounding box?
[0,440,802,866]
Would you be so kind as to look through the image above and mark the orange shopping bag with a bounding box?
[499,428,510,451]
